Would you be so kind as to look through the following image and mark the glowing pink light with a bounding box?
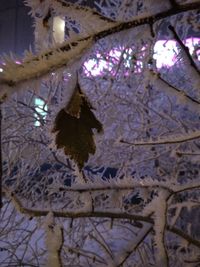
[153,40,178,68]
[154,38,200,68]
[84,38,200,76]
[15,60,22,65]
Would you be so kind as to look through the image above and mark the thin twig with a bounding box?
[1,2,200,88]
[120,131,200,146]
[157,74,200,105]
[168,25,200,76]
[116,223,152,267]
[5,189,200,250]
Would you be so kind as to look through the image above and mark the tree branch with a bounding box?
[57,182,174,193]
[168,225,200,249]
[120,131,200,146]
[0,2,200,92]
[168,25,200,76]
[116,223,152,267]
[63,245,106,265]
[5,188,200,250]
[53,0,116,23]
[156,73,200,106]
[94,2,200,41]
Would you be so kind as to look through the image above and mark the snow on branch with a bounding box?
[4,186,200,251]
[57,176,175,194]
[114,223,152,266]
[47,0,118,26]
[0,1,200,99]
[25,0,119,42]
[44,212,64,267]
[168,24,200,92]
[25,0,116,23]
[150,71,200,108]
[63,245,106,265]
[92,1,200,40]
[88,218,115,264]
[168,25,200,77]
[152,191,169,267]
[121,130,200,146]
[172,180,200,193]
[0,37,92,99]
[1,2,200,265]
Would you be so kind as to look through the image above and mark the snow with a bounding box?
[1,0,200,266]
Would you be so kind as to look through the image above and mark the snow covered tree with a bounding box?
[0,0,200,266]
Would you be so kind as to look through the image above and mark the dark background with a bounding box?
[0,0,95,56]
[0,0,34,56]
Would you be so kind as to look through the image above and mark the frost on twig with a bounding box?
[151,190,169,267]
[1,0,200,266]
[44,212,64,267]
[0,37,92,99]
[168,25,200,77]
[121,130,200,146]
[0,1,200,98]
